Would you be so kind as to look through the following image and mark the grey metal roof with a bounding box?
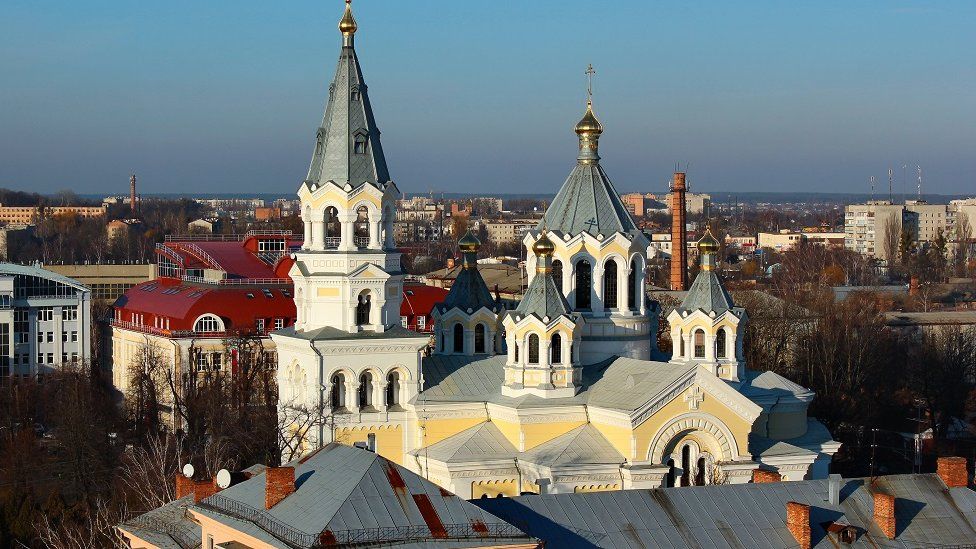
[541,162,638,237]
[121,496,200,549]
[740,370,812,399]
[414,422,516,463]
[192,444,531,548]
[418,354,697,413]
[273,324,427,342]
[677,269,737,315]
[520,424,625,466]
[475,474,976,548]
[303,34,390,191]
[438,265,496,313]
[511,269,572,320]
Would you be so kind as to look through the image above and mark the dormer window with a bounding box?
[350,89,360,101]
[354,134,368,155]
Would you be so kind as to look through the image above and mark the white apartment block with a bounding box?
[845,199,976,262]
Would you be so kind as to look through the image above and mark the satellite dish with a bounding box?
[182,463,195,478]
[216,469,232,489]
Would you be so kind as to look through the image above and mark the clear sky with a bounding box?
[1,1,974,197]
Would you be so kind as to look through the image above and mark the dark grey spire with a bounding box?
[304,2,390,191]
[439,231,495,313]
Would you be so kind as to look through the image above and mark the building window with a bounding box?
[46,353,53,364]
[453,323,464,353]
[350,89,360,101]
[552,259,563,292]
[38,307,54,322]
[274,318,284,330]
[356,291,371,327]
[575,259,592,309]
[666,459,676,488]
[400,316,408,328]
[603,259,618,309]
[354,135,367,155]
[386,371,400,407]
[474,324,486,354]
[61,307,77,321]
[37,332,43,344]
[417,316,426,331]
[694,330,705,358]
[14,309,28,343]
[330,373,346,410]
[716,329,727,359]
[551,333,562,364]
[255,318,265,334]
[628,259,638,310]
[71,331,78,342]
[193,314,223,333]
[358,372,373,408]
[528,334,540,364]
[679,329,685,358]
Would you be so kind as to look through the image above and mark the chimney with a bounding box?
[937,456,969,488]
[786,502,811,549]
[192,479,219,504]
[873,491,896,539]
[265,466,296,509]
[752,469,781,483]
[669,172,688,291]
[129,174,137,218]
[175,474,194,499]
[828,474,842,505]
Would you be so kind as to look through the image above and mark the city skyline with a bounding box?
[1,0,974,196]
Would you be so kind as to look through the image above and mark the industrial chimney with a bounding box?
[669,172,688,291]
[130,174,137,218]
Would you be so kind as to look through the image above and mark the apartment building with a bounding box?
[484,220,536,244]
[0,203,107,224]
[845,199,976,262]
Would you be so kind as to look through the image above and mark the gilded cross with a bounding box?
[585,64,596,100]
[684,387,704,410]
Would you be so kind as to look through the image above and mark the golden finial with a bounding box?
[458,230,481,254]
[339,0,358,36]
[532,233,556,257]
[697,226,720,271]
[575,65,603,136]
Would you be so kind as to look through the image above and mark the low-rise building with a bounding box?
[400,283,447,333]
[0,203,107,224]
[0,263,91,378]
[45,263,155,302]
[758,231,807,252]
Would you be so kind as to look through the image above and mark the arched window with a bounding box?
[354,205,369,243]
[474,324,486,353]
[453,323,464,353]
[528,334,540,364]
[325,206,340,243]
[552,259,563,292]
[695,457,706,486]
[603,259,618,309]
[694,330,706,358]
[681,444,691,487]
[679,329,685,358]
[716,329,727,359]
[551,333,562,364]
[666,459,676,488]
[358,372,373,408]
[193,314,223,333]
[628,259,638,310]
[386,371,400,407]
[356,291,371,327]
[330,373,346,411]
[575,259,592,309]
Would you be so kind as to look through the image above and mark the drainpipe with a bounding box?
[310,341,326,448]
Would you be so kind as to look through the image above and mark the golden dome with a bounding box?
[574,100,603,136]
[458,230,481,253]
[532,233,556,256]
[339,0,358,35]
[697,227,720,254]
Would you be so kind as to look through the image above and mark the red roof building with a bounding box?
[400,283,448,334]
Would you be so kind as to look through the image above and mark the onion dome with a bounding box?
[574,101,603,136]
[532,233,556,256]
[458,230,481,253]
[339,0,358,35]
[697,227,720,254]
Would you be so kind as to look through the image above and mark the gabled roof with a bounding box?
[415,422,516,463]
[193,444,530,547]
[511,269,571,320]
[520,424,624,466]
[541,162,638,237]
[119,496,200,549]
[676,269,736,314]
[303,27,390,191]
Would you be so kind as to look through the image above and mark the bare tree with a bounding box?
[908,326,976,438]
[37,497,128,549]
[118,433,186,511]
[278,399,334,463]
[126,339,168,436]
[881,212,901,267]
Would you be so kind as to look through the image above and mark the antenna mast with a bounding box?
[887,168,893,203]
[870,175,875,201]
[916,165,922,200]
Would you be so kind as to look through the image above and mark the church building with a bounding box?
[273,1,839,498]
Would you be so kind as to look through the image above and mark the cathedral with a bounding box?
[271,1,839,497]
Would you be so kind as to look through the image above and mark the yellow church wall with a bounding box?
[334,424,403,465]
[521,421,585,450]
[471,479,518,498]
[491,418,522,450]
[574,483,620,493]
[419,416,485,447]
[589,421,633,459]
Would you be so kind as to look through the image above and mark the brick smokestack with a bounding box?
[786,502,811,549]
[670,172,688,291]
[175,474,194,499]
[937,456,969,487]
[873,491,896,539]
[265,466,296,509]
[752,469,781,483]
[130,174,137,218]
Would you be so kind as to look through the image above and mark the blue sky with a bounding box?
[1,1,974,197]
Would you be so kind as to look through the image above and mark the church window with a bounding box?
[386,371,400,407]
[350,88,360,101]
[354,205,370,243]
[358,372,373,408]
[474,324,486,354]
[716,329,727,359]
[679,329,685,358]
[551,333,562,364]
[628,259,638,310]
[356,291,371,327]
[603,259,618,309]
[695,457,706,486]
[528,334,540,364]
[575,259,592,309]
[193,314,223,334]
[681,444,691,486]
[330,373,346,411]
[694,330,706,358]
[354,134,367,154]
[453,323,464,353]
[325,206,340,244]
[514,341,519,362]
[552,260,563,292]
[665,459,676,487]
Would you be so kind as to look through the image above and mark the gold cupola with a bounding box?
[697,227,721,271]
[575,100,604,136]
[458,230,481,269]
[339,0,358,37]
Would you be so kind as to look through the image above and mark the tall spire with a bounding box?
[303,0,390,192]
[575,64,603,165]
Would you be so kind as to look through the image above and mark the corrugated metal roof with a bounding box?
[120,496,200,549]
[520,424,624,466]
[475,474,976,548]
[416,422,517,463]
